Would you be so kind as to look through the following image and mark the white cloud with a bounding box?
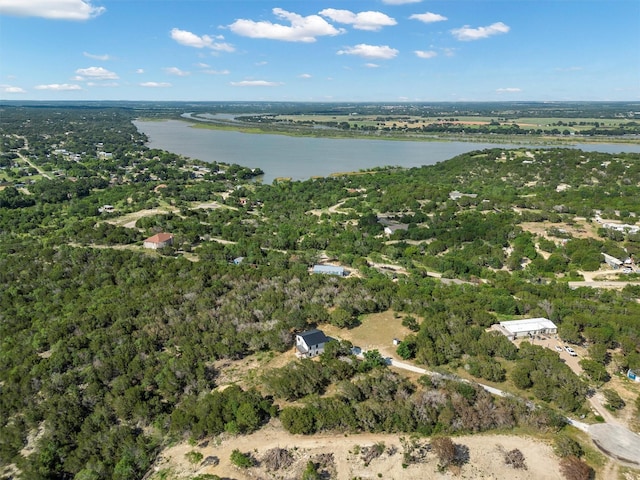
[195,63,210,68]
[451,22,510,41]
[75,66,118,80]
[382,0,422,4]
[35,83,82,91]
[298,73,312,79]
[256,61,268,66]
[364,63,380,68]
[0,85,26,93]
[229,8,344,43]
[410,12,447,24]
[135,69,144,74]
[496,87,522,93]
[164,67,190,77]
[319,9,396,31]
[337,44,399,60]
[83,52,111,61]
[0,0,105,20]
[230,80,283,87]
[86,82,118,87]
[203,69,230,75]
[170,28,235,52]
[415,50,437,59]
[140,82,172,88]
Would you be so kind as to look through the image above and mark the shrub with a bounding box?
[185,450,203,464]
[603,389,625,410]
[230,449,253,469]
[559,456,592,480]
[503,448,527,470]
[554,435,583,458]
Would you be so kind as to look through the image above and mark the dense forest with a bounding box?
[1,105,639,479]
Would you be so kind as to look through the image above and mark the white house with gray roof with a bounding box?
[295,329,329,358]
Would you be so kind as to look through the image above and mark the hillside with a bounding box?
[1,105,639,480]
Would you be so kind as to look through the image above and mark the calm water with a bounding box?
[134,119,640,184]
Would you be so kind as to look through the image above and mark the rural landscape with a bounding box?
[1,102,640,480]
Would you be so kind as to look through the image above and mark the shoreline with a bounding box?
[177,115,640,147]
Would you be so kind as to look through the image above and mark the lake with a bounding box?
[133,119,640,184]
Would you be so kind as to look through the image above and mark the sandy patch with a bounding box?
[520,220,600,240]
[104,207,179,229]
[150,421,564,480]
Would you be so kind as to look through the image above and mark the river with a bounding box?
[133,119,640,184]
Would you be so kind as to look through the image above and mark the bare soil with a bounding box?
[150,420,566,480]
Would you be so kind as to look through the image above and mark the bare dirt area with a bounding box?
[520,220,600,240]
[105,207,180,229]
[150,420,565,480]
[321,311,414,358]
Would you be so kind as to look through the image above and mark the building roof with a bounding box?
[144,232,173,244]
[312,264,345,275]
[499,318,557,334]
[297,329,329,346]
[602,253,623,265]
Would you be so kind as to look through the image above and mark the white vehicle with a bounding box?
[565,346,577,356]
[555,345,563,353]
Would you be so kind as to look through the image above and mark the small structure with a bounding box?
[143,232,174,250]
[295,329,329,358]
[383,224,409,236]
[232,256,245,265]
[449,190,478,201]
[602,253,623,269]
[312,264,346,276]
[494,318,558,339]
[628,369,640,383]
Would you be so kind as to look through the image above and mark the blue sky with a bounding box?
[1,0,638,102]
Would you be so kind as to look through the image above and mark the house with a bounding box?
[295,329,329,358]
[312,264,346,276]
[384,224,409,236]
[493,318,558,340]
[143,232,174,250]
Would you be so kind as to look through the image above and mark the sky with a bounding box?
[0,0,639,102]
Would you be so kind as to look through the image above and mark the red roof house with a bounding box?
[143,232,174,250]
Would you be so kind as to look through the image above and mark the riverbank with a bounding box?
[180,113,640,146]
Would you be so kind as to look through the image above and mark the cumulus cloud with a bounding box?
[0,85,26,93]
[170,28,235,52]
[136,69,145,74]
[83,52,111,61]
[75,66,118,80]
[229,8,344,42]
[203,69,230,75]
[0,0,105,20]
[337,44,399,60]
[86,82,118,87]
[35,83,82,91]
[319,9,396,31]
[496,87,521,93]
[382,0,421,4]
[230,80,283,87]
[415,50,437,59]
[451,22,510,41]
[298,73,312,79]
[164,67,190,76]
[364,63,380,68]
[410,12,447,24]
[140,82,172,88]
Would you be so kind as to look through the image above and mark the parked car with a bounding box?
[555,345,563,352]
[565,346,577,356]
